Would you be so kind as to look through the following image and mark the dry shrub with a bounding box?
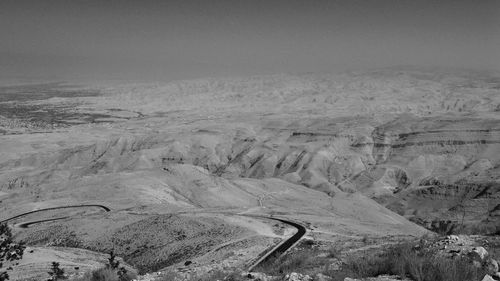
[254,249,331,276]
[155,269,245,281]
[155,271,182,281]
[327,246,342,258]
[192,270,244,281]
[72,267,136,281]
[338,242,488,281]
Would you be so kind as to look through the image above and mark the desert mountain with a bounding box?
[1,68,499,278]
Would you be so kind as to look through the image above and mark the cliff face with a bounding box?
[353,115,500,234]
[2,114,498,234]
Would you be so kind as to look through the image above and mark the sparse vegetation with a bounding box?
[0,223,25,281]
[195,270,244,281]
[251,237,492,281]
[327,245,342,258]
[81,215,243,274]
[47,262,66,281]
[106,251,120,271]
[72,268,121,281]
[153,269,246,281]
[254,249,331,276]
[72,252,136,281]
[108,251,134,281]
[338,242,488,281]
[361,235,369,244]
[154,271,182,281]
[72,267,136,281]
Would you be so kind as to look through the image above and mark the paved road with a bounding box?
[16,216,70,228]
[2,205,306,273]
[0,204,110,223]
[246,216,307,271]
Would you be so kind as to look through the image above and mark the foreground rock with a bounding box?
[482,274,495,281]
[344,275,411,281]
[284,272,313,281]
[469,246,489,262]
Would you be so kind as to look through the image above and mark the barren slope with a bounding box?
[1,68,499,278]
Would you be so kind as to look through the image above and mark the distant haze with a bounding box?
[1,0,499,81]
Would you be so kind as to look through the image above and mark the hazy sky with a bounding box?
[1,0,499,81]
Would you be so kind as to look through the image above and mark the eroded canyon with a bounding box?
[1,68,499,279]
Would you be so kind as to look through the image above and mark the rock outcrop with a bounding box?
[344,275,411,281]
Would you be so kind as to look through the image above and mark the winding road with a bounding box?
[0,204,110,223]
[16,216,70,228]
[246,216,307,271]
[1,205,307,271]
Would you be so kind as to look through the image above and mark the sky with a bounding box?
[0,0,499,81]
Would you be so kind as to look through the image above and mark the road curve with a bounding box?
[247,216,307,272]
[16,216,70,228]
[2,205,306,273]
[0,204,110,223]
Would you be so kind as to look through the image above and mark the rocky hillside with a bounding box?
[1,68,499,279]
[2,114,498,234]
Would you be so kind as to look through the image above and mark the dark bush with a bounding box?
[0,223,25,281]
[73,267,136,281]
[47,262,66,281]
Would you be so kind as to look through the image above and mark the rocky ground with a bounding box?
[0,67,499,280]
[130,234,500,281]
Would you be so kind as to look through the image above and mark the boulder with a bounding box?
[469,247,489,262]
[485,259,499,275]
[245,272,274,281]
[473,260,483,268]
[284,272,313,281]
[481,274,495,281]
[368,276,411,281]
[344,275,410,281]
[315,273,333,281]
[328,260,342,271]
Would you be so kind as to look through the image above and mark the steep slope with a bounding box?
[0,122,417,228]
[352,114,500,233]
